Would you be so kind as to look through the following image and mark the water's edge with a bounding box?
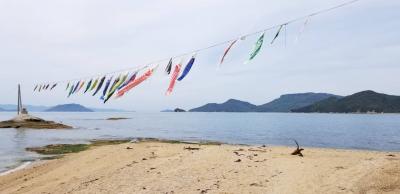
[1,137,398,176]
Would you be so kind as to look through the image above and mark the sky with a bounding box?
[0,0,399,111]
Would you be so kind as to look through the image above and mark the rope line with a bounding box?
[40,0,362,85]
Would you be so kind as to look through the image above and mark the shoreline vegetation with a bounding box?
[0,138,398,193]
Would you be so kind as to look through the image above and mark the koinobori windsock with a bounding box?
[246,32,265,63]
[177,56,196,81]
[165,58,173,75]
[220,39,238,65]
[166,63,182,95]
[271,25,284,44]
[93,76,106,96]
[116,68,155,98]
[118,72,137,90]
[90,78,99,91]
[100,77,113,100]
[104,74,128,103]
[84,79,93,93]
[72,81,80,94]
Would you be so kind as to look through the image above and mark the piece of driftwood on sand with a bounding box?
[291,139,304,157]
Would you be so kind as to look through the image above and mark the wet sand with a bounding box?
[0,141,399,194]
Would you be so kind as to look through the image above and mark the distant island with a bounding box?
[45,104,94,112]
[189,91,400,113]
[174,108,186,112]
[160,109,174,112]
[292,90,400,113]
[189,93,339,112]
[190,99,257,112]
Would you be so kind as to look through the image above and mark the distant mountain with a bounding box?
[256,93,341,112]
[190,99,257,112]
[45,104,94,112]
[161,109,174,112]
[292,90,400,113]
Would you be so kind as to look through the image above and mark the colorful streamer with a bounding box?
[100,77,113,100]
[271,25,284,44]
[65,83,70,91]
[166,63,182,95]
[118,72,137,90]
[72,81,80,94]
[165,58,173,75]
[68,82,75,97]
[246,33,265,63]
[75,81,85,93]
[116,68,155,98]
[92,76,106,96]
[220,39,238,65]
[50,83,57,90]
[84,79,93,93]
[90,78,99,91]
[104,74,128,103]
[177,56,196,81]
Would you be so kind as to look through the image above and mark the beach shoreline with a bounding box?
[0,140,399,193]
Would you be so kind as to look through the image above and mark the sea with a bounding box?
[0,112,400,173]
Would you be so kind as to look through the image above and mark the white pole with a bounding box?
[17,84,20,115]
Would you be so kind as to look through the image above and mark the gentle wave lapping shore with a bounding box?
[0,140,399,194]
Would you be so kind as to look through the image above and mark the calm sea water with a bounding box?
[0,112,400,173]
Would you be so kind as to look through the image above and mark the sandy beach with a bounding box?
[0,141,398,194]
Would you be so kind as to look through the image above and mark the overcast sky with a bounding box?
[0,0,399,111]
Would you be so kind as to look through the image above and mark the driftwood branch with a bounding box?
[184,147,200,151]
[291,139,304,157]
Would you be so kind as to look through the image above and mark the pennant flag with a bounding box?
[90,78,99,91]
[295,17,310,43]
[116,68,155,98]
[165,58,173,75]
[166,63,182,95]
[50,83,57,90]
[118,72,137,90]
[45,84,50,90]
[38,85,42,92]
[68,82,75,97]
[246,33,265,63]
[177,56,196,81]
[104,74,128,103]
[72,81,80,94]
[115,74,128,90]
[220,39,238,65]
[75,81,85,93]
[100,77,113,100]
[84,79,93,93]
[93,76,106,96]
[33,85,38,92]
[107,76,120,95]
[271,25,284,44]
[65,83,70,91]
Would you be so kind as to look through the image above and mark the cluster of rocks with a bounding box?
[0,113,71,129]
